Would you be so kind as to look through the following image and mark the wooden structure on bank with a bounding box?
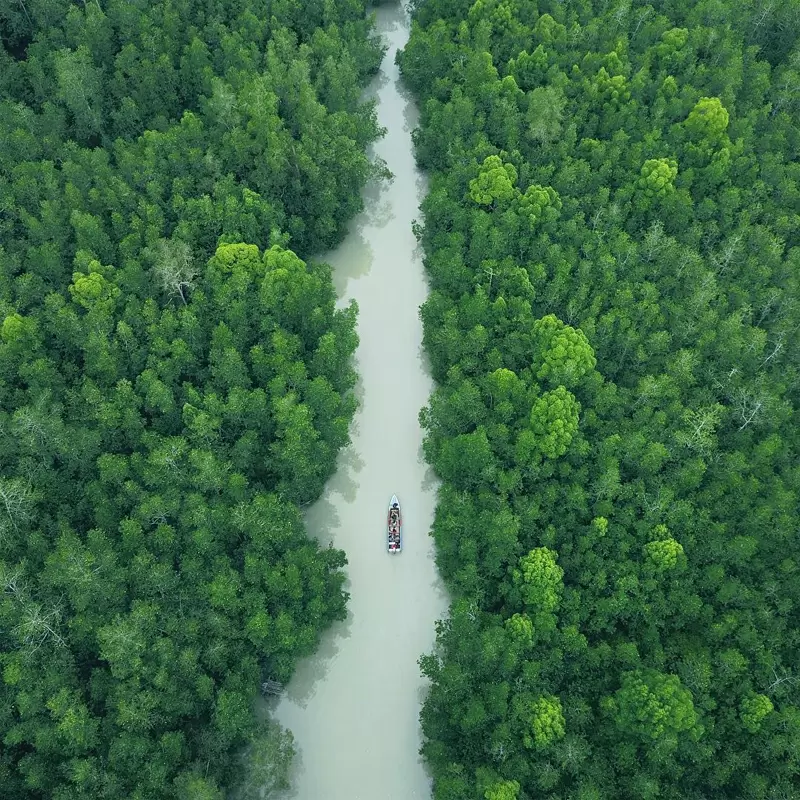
[261,679,284,696]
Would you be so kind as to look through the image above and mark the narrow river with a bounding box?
[270,4,448,798]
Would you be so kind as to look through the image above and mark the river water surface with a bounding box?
[270,4,448,798]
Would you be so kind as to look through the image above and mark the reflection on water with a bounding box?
[306,445,366,542]
[282,608,355,710]
[268,2,449,799]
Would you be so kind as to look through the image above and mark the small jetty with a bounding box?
[261,679,284,696]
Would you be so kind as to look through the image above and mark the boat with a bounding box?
[387,495,402,553]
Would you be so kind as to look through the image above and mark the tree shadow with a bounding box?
[305,444,365,540]
[376,0,410,36]
[353,365,367,402]
[326,226,375,296]
[397,74,422,135]
[328,444,366,508]
[279,605,355,710]
[363,189,394,229]
[419,450,438,494]
[429,570,450,610]
[416,334,432,363]
[364,55,391,101]
[414,171,428,198]
[271,737,303,800]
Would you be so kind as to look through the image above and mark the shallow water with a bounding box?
[269,4,448,799]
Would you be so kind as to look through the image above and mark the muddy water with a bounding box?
[270,4,448,799]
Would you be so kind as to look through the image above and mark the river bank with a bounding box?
[270,4,448,798]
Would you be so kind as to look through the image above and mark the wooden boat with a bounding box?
[387,495,402,553]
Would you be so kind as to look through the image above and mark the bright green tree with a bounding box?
[606,669,700,742]
[485,778,521,800]
[512,547,564,613]
[684,97,730,146]
[636,158,678,203]
[522,386,580,461]
[531,314,596,388]
[469,155,518,207]
[740,694,773,733]
[519,694,566,749]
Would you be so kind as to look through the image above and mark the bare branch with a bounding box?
[710,235,743,275]
[14,602,66,654]
[152,239,199,305]
[0,478,35,536]
[762,333,785,366]
[763,665,799,695]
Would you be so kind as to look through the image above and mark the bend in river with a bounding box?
[270,4,448,798]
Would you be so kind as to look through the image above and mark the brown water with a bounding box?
[269,4,448,798]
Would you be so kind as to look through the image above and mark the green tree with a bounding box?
[684,96,730,146]
[504,612,533,648]
[636,158,678,204]
[435,428,497,490]
[511,547,564,614]
[520,386,580,463]
[516,694,566,750]
[469,155,518,207]
[643,537,685,573]
[54,45,104,142]
[531,314,596,388]
[740,694,773,733]
[485,778,520,800]
[606,669,700,743]
[232,719,296,799]
[516,184,561,230]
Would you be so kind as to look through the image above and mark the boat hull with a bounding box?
[387,494,402,553]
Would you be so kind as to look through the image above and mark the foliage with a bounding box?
[485,778,520,800]
[636,158,678,203]
[521,695,566,750]
[605,669,700,742]
[401,0,800,795]
[512,548,563,614]
[0,1,381,796]
[643,537,684,572]
[740,693,774,734]
[232,719,296,799]
[684,97,730,145]
[470,154,519,207]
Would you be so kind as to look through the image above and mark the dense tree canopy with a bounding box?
[0,1,386,797]
[400,0,800,797]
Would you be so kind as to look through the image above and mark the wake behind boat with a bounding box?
[387,495,402,553]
